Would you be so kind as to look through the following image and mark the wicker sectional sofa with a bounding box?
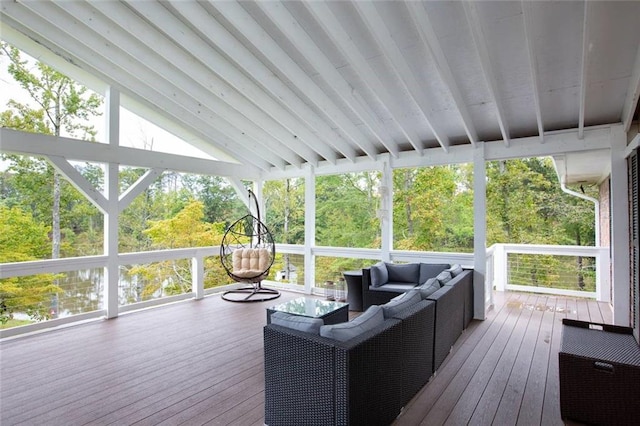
[263,263,474,425]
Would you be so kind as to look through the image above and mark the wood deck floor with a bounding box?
[0,291,612,426]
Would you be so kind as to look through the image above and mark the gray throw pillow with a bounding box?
[381,289,422,319]
[320,305,384,342]
[270,312,323,334]
[385,262,420,283]
[446,264,463,277]
[418,278,440,299]
[370,261,389,287]
[436,270,452,286]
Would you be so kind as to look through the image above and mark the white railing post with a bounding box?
[304,164,316,294]
[493,243,507,292]
[596,247,610,302]
[192,254,204,300]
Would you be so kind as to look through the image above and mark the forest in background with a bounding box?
[0,43,597,326]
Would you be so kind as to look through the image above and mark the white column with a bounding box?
[380,155,393,261]
[473,142,488,319]
[304,165,316,294]
[610,125,631,326]
[104,86,120,319]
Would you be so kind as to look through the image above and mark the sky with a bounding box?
[0,45,213,161]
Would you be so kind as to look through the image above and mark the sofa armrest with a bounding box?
[264,319,404,426]
[428,283,464,371]
[444,269,474,329]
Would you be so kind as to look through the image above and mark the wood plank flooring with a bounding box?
[0,291,612,425]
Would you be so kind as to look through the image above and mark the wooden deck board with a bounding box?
[0,291,614,426]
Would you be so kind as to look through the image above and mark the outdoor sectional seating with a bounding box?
[263,262,474,425]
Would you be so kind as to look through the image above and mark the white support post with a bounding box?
[380,155,393,262]
[473,142,488,319]
[610,125,631,326]
[304,165,316,294]
[191,254,204,300]
[104,86,120,319]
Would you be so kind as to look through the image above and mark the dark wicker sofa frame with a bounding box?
[264,300,438,426]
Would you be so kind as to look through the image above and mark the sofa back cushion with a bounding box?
[446,264,464,277]
[418,278,440,299]
[419,263,451,284]
[270,312,323,334]
[436,270,453,286]
[386,263,420,283]
[370,261,389,287]
[382,290,422,319]
[320,305,384,342]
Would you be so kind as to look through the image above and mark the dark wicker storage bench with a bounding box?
[559,318,640,425]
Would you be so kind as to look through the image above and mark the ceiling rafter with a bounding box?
[122,1,333,167]
[352,2,450,152]
[79,1,308,169]
[211,0,380,161]
[8,0,275,171]
[304,1,423,155]
[521,0,545,143]
[166,2,341,165]
[252,1,389,159]
[463,1,511,147]
[578,0,591,139]
[406,1,478,147]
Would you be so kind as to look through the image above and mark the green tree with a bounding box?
[0,206,61,323]
[128,201,228,299]
[1,42,103,259]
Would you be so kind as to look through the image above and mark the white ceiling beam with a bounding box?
[406,1,478,146]
[5,0,274,172]
[47,155,109,214]
[521,1,545,143]
[251,1,388,158]
[463,1,511,147]
[0,128,260,179]
[578,0,591,139]
[167,1,341,165]
[59,1,303,170]
[118,168,165,213]
[211,1,381,160]
[622,43,640,132]
[353,2,449,152]
[301,1,419,154]
[264,126,613,181]
[113,1,319,168]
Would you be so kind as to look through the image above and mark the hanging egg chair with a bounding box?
[220,189,280,302]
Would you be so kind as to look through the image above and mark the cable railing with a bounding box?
[488,243,609,300]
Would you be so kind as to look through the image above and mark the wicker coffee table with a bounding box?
[266,297,349,325]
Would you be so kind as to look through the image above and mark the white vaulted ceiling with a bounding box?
[1,1,639,178]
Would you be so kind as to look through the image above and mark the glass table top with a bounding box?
[269,297,348,318]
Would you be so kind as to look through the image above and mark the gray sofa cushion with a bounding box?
[436,270,453,286]
[385,263,420,283]
[381,290,422,319]
[320,305,385,342]
[270,312,323,334]
[370,261,389,287]
[446,264,463,277]
[418,263,451,284]
[370,283,417,293]
[418,278,440,299]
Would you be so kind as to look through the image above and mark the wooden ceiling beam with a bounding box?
[353,2,449,152]
[211,1,377,161]
[521,0,545,143]
[578,0,591,139]
[406,1,479,147]
[28,1,281,170]
[463,1,511,147]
